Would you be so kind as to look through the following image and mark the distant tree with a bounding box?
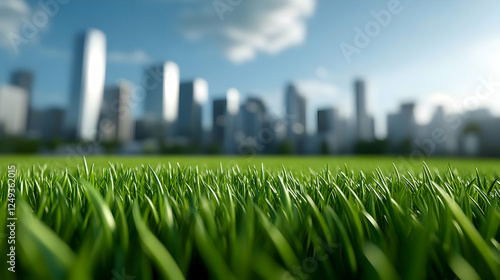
[320,140,329,155]
[0,137,41,154]
[463,123,481,134]
[101,140,121,154]
[46,138,62,151]
[278,140,294,155]
[399,138,412,154]
[206,143,222,155]
[354,140,388,155]
[162,144,202,155]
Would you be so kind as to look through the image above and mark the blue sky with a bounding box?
[1,0,500,137]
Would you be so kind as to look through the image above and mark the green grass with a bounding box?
[1,156,500,279]
[3,155,500,173]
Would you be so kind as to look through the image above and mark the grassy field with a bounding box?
[2,155,500,173]
[1,156,500,279]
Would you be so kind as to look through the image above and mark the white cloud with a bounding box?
[470,38,500,79]
[0,0,30,48]
[107,50,151,64]
[315,67,329,79]
[180,0,316,63]
[295,79,338,98]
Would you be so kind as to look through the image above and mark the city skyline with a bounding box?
[2,49,500,157]
[1,1,500,139]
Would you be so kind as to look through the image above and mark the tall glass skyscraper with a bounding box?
[242,97,267,139]
[142,61,180,139]
[99,80,135,142]
[177,78,208,144]
[212,88,240,154]
[65,29,107,141]
[10,70,37,136]
[0,85,29,136]
[285,83,306,153]
[355,79,374,142]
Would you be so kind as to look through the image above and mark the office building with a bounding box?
[0,85,29,136]
[64,29,107,141]
[316,107,346,154]
[42,107,65,140]
[285,83,306,153]
[242,97,267,138]
[177,78,208,144]
[99,80,135,142]
[142,61,180,139]
[387,103,416,153]
[355,79,374,142]
[212,99,226,144]
[11,70,38,136]
[212,88,240,154]
[317,108,337,133]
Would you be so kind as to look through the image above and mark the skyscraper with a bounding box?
[387,102,416,153]
[177,78,208,144]
[355,79,374,142]
[285,83,306,153]
[212,88,240,154]
[65,29,107,141]
[316,107,346,154]
[212,99,226,144]
[42,108,65,140]
[10,70,33,93]
[0,85,29,136]
[317,108,337,134]
[142,61,180,139]
[11,70,36,135]
[99,80,135,142]
[242,97,267,139]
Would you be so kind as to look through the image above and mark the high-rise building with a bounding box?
[242,97,267,138]
[42,107,65,140]
[424,106,458,155]
[317,108,337,134]
[65,29,107,141]
[212,89,240,154]
[212,99,226,144]
[0,85,29,136]
[11,70,37,135]
[354,79,374,142]
[387,102,416,153]
[10,70,33,93]
[177,79,208,144]
[99,80,135,142]
[285,83,306,153]
[239,97,269,154]
[316,107,346,154]
[142,61,180,139]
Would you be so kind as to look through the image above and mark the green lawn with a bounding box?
[1,156,499,279]
[2,155,500,174]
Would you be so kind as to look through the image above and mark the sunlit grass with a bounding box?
[1,158,500,279]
